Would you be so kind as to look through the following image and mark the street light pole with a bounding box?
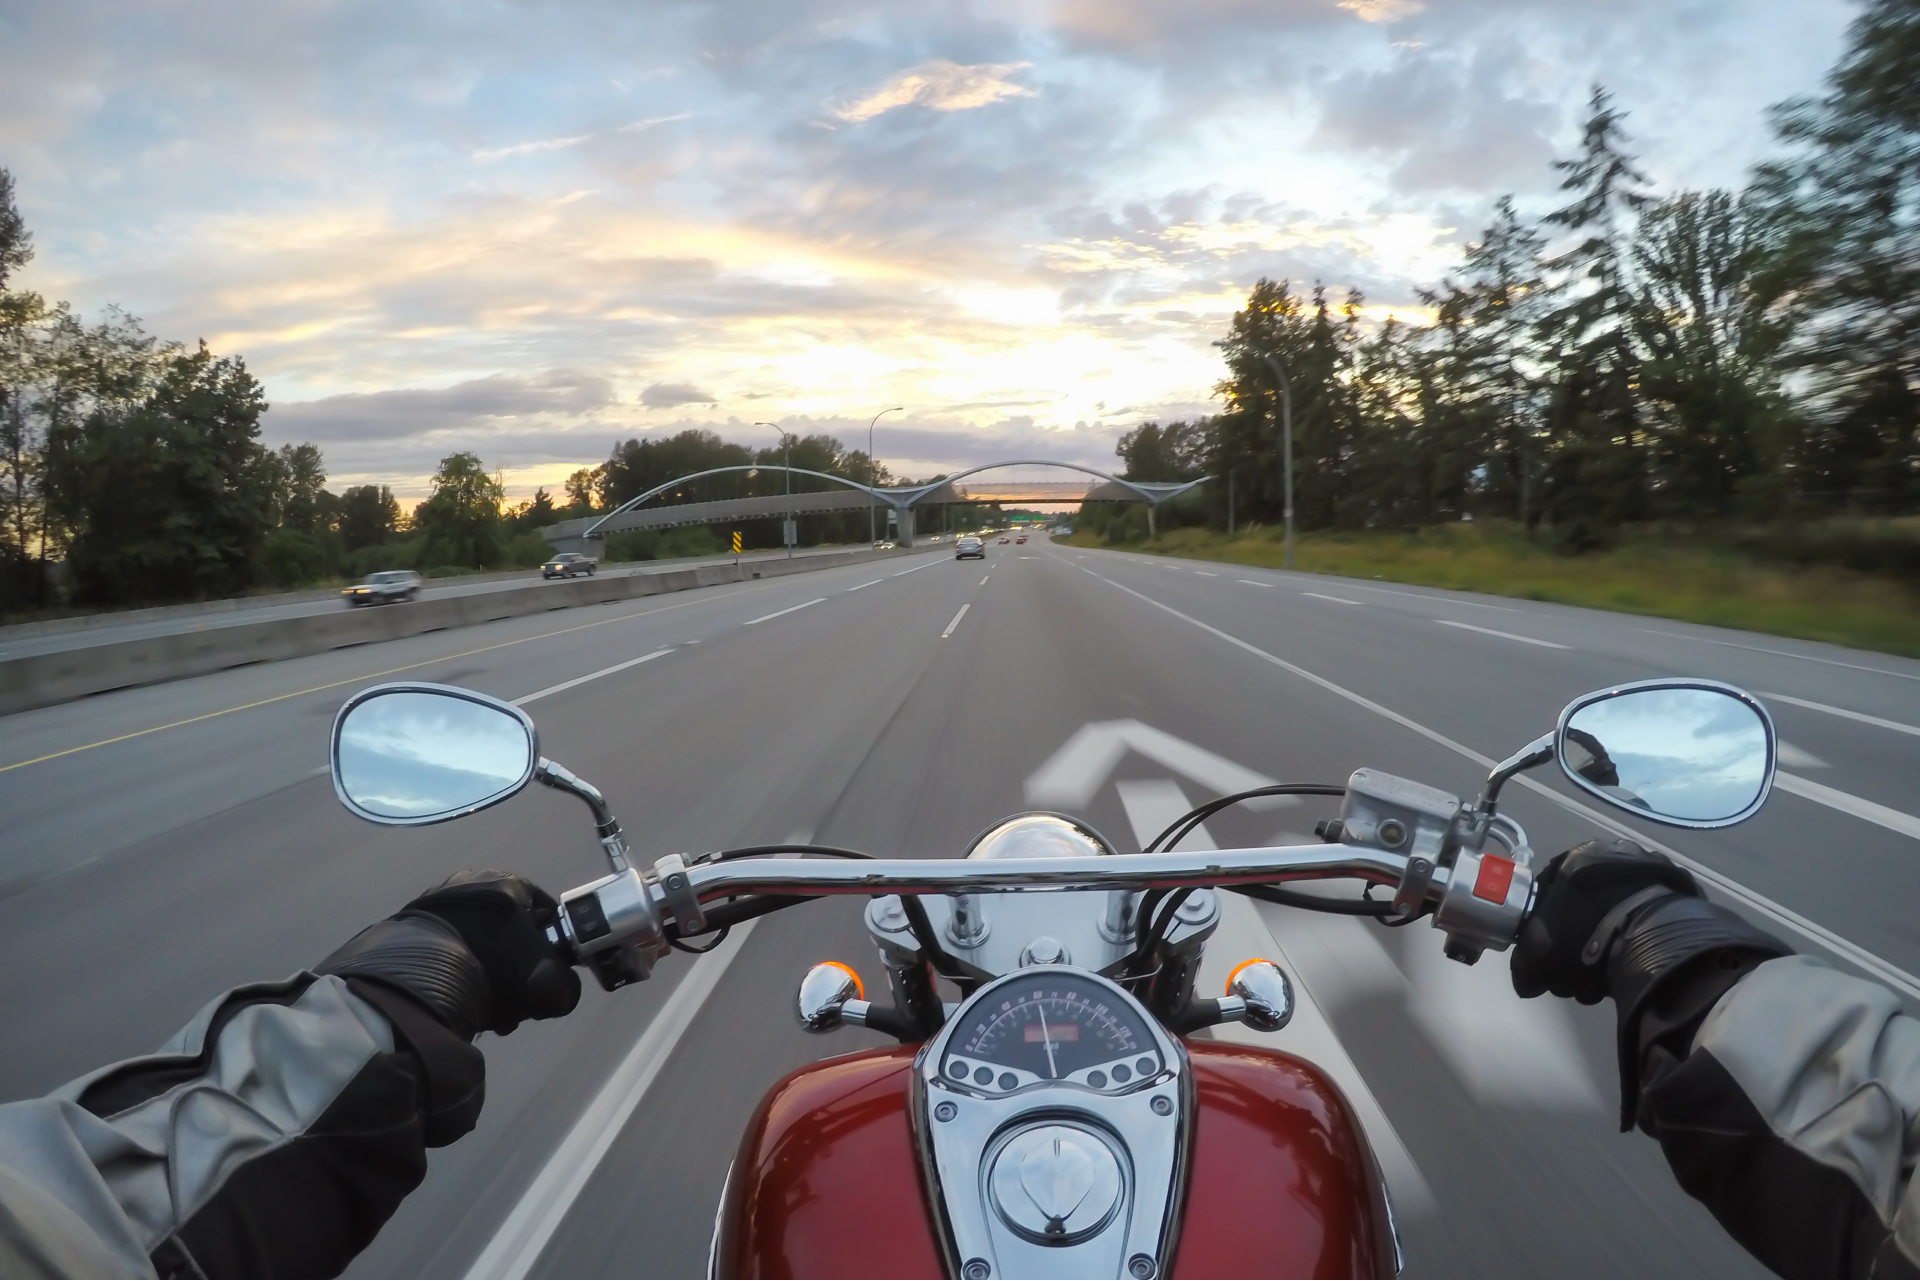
[1261,353,1295,569]
[867,406,903,546]
[755,422,793,558]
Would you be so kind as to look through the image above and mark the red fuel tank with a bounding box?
[713,1041,1395,1279]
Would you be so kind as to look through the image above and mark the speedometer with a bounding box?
[950,981,1157,1085]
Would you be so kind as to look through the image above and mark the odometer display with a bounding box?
[959,984,1149,1080]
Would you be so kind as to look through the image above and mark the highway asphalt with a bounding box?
[4,534,1918,1276]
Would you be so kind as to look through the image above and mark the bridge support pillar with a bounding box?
[895,505,915,548]
[1147,503,1157,538]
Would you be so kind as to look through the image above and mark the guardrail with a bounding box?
[0,546,909,718]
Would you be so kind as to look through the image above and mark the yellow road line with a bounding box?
[1,591,728,773]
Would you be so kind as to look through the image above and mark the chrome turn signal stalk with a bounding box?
[1218,959,1294,1032]
[796,961,873,1032]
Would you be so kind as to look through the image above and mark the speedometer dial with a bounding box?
[958,983,1150,1080]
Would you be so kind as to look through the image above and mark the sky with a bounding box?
[0,0,1854,503]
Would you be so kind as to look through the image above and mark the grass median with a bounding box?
[1060,521,1920,659]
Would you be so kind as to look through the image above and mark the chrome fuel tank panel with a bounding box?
[911,967,1192,1280]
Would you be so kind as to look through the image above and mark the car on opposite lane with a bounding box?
[541,552,597,579]
[341,569,421,607]
[955,536,986,560]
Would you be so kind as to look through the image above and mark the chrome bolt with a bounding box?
[1129,1253,1156,1278]
[963,1258,991,1279]
[1150,1095,1173,1116]
[934,1100,958,1122]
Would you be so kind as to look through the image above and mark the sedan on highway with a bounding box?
[1015,534,1027,544]
[955,536,986,560]
[341,569,421,606]
[542,552,597,579]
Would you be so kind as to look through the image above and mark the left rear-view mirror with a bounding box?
[1556,679,1775,828]
[331,683,538,826]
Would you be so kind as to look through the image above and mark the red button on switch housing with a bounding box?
[1473,853,1516,903]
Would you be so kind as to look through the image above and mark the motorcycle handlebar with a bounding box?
[558,835,1536,986]
[679,844,1414,901]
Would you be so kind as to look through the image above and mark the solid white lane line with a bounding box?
[1081,568,1920,1001]
[743,597,825,625]
[1303,592,1363,605]
[1775,773,1920,841]
[1760,691,1920,739]
[1434,619,1569,649]
[515,649,672,705]
[980,575,990,586]
[1642,630,1920,682]
[467,921,758,1279]
[845,579,883,592]
[941,603,970,638]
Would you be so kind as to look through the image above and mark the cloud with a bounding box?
[268,371,615,443]
[618,112,694,133]
[640,381,719,407]
[833,60,1037,124]
[0,0,1852,502]
[1338,0,1425,21]
[473,134,593,162]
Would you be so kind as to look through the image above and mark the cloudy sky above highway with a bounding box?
[2,0,1849,500]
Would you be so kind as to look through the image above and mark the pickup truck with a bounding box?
[341,569,421,606]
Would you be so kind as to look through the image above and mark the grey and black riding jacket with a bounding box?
[4,925,1920,1276]
[0,971,481,1278]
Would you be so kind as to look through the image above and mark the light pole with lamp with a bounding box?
[866,406,903,546]
[1260,352,1295,570]
[755,422,794,558]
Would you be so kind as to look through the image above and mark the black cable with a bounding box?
[670,926,732,953]
[708,844,876,861]
[1122,886,1195,978]
[1230,883,1397,917]
[1381,902,1436,927]
[899,893,971,983]
[1144,783,1345,853]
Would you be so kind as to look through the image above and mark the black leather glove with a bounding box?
[319,870,582,1040]
[1512,836,1702,1003]
[1514,836,1789,1128]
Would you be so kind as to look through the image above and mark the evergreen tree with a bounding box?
[1211,280,1360,530]
[1537,85,1658,539]
[1756,0,1920,511]
[1631,190,1796,516]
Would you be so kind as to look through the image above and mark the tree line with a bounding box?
[1091,0,1918,555]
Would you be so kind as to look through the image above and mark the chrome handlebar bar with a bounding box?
[556,831,1536,987]
[680,844,1410,900]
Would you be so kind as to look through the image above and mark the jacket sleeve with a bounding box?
[0,971,483,1279]
[1638,954,1920,1278]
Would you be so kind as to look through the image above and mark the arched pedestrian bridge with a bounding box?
[540,461,1208,551]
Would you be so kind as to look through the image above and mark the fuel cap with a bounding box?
[988,1124,1123,1245]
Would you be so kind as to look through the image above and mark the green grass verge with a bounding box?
[1060,522,1920,659]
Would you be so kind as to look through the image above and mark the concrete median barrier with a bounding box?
[0,547,903,717]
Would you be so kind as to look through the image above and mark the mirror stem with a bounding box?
[1476,733,1555,813]
[535,757,632,873]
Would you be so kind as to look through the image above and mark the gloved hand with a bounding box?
[319,870,582,1040]
[1512,836,1702,1003]
[1514,836,1790,1130]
